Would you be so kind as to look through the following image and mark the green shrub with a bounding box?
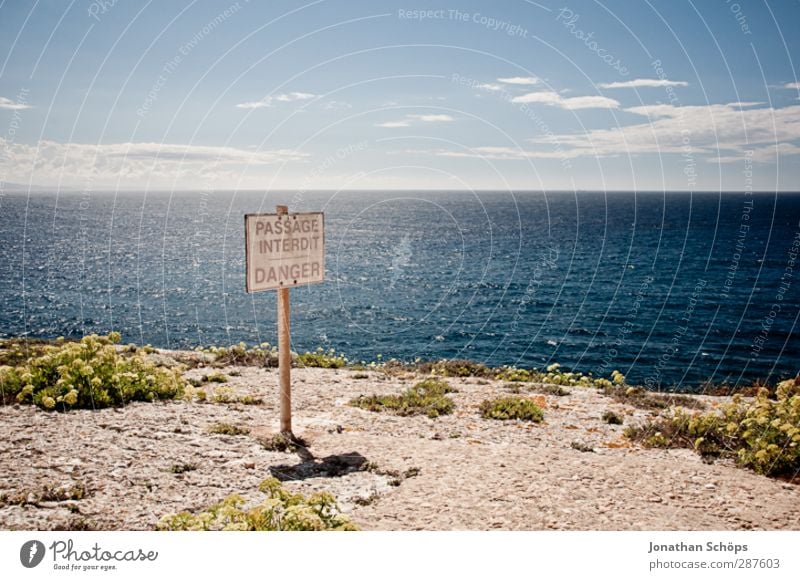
[204,371,229,383]
[479,396,544,422]
[211,387,235,403]
[495,367,533,382]
[258,433,307,453]
[0,338,54,367]
[494,363,620,390]
[626,378,800,476]
[208,423,250,436]
[422,359,493,378]
[238,394,263,405]
[600,384,704,411]
[202,342,279,367]
[530,384,570,397]
[0,333,184,411]
[602,410,624,425]
[1,482,87,506]
[157,477,356,531]
[349,378,455,418]
[296,348,347,369]
[168,463,198,474]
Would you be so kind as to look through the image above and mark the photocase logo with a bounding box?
[20,540,46,568]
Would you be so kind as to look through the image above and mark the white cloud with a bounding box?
[512,91,620,109]
[476,83,503,91]
[375,113,454,128]
[598,79,688,89]
[236,92,317,109]
[497,76,539,85]
[529,102,800,159]
[0,139,308,186]
[375,120,411,128]
[560,96,621,109]
[783,82,800,90]
[408,114,454,122]
[433,146,570,160]
[0,96,31,110]
[726,102,764,108]
[511,91,562,105]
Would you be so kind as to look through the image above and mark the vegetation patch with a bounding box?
[0,338,54,367]
[625,378,800,477]
[702,379,776,398]
[208,422,250,436]
[602,410,624,425]
[349,378,456,418]
[1,482,87,507]
[530,384,570,397]
[0,333,184,411]
[200,342,279,367]
[157,477,356,531]
[600,384,704,411]
[204,371,229,383]
[54,517,97,531]
[296,348,347,369]
[419,359,494,378]
[168,463,198,475]
[237,394,263,405]
[479,396,544,422]
[258,433,308,453]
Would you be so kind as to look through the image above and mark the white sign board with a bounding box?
[245,212,325,292]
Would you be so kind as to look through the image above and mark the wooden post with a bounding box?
[276,204,292,436]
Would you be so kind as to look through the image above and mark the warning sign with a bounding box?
[245,212,325,292]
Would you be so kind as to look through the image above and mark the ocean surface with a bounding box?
[1,190,798,390]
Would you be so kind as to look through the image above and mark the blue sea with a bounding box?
[1,190,798,390]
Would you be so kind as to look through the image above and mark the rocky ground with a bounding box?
[1,356,798,531]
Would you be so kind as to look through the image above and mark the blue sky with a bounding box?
[1,0,799,191]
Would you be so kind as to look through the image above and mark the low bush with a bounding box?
[0,338,53,366]
[479,396,544,422]
[296,348,347,369]
[168,463,198,474]
[530,384,570,397]
[495,367,534,382]
[201,342,279,367]
[258,433,307,453]
[349,378,455,418]
[0,333,184,411]
[420,359,493,378]
[602,410,624,425]
[625,377,800,477]
[1,482,87,506]
[208,423,250,436]
[157,477,356,531]
[494,363,624,391]
[600,384,704,411]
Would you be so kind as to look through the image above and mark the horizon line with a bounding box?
[3,186,799,195]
